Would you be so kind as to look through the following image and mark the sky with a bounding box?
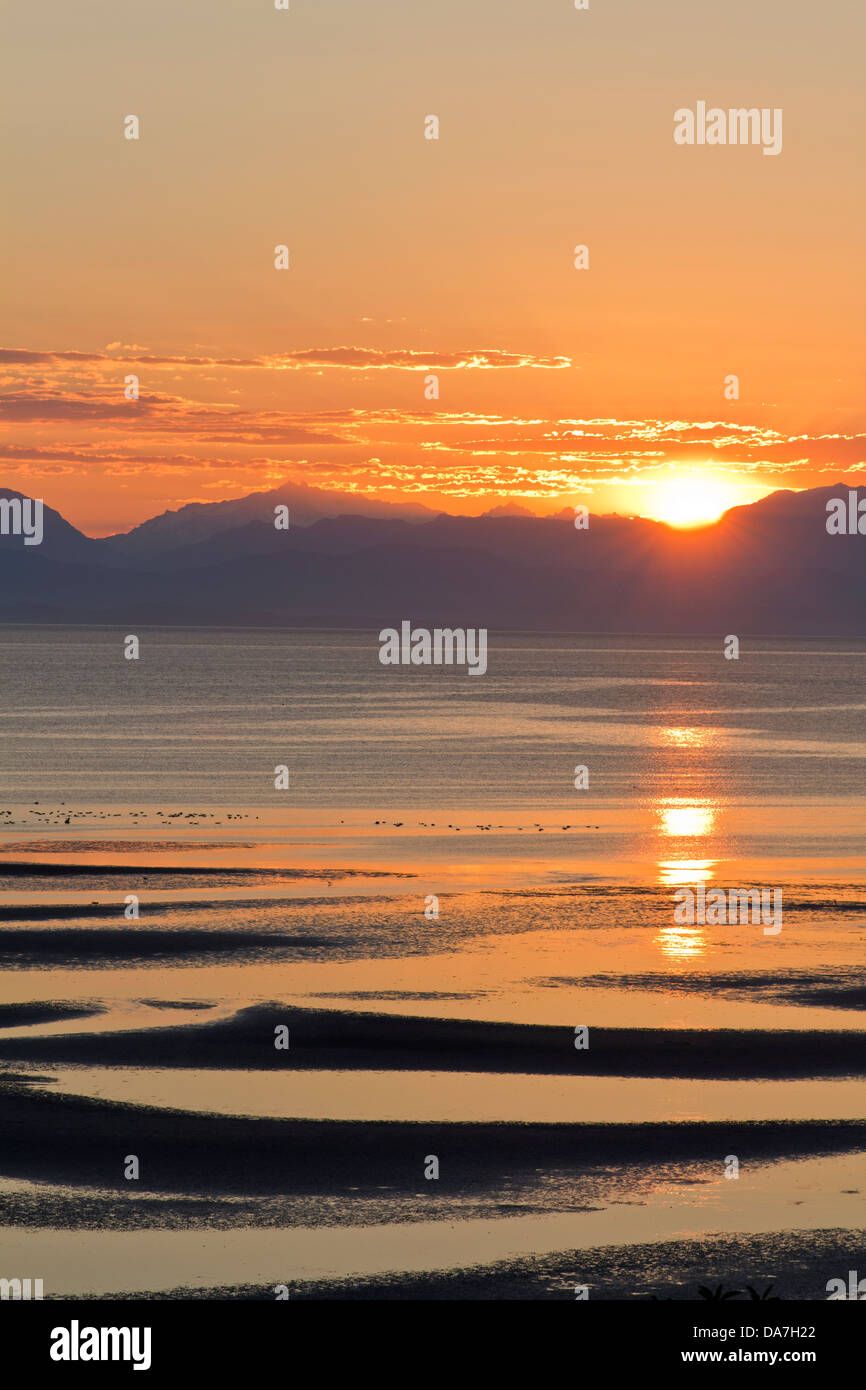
[2,0,864,535]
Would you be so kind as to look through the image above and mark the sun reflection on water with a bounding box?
[655,854,716,958]
[658,726,716,750]
[657,858,717,886]
[653,796,720,958]
[654,919,708,961]
[658,801,716,838]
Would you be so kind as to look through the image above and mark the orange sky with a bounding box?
[2,0,864,535]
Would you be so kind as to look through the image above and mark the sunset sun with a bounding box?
[644,476,750,528]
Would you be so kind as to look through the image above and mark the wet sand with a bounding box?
[210,1230,861,1302]
[1,1003,864,1078]
[1,842,864,1298]
[4,1071,866,1197]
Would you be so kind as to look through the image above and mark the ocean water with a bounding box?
[0,628,864,1298]
[1,627,865,807]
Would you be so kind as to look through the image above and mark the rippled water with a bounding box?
[1,628,865,806]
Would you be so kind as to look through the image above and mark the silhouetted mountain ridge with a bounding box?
[1,483,864,634]
[103,480,440,553]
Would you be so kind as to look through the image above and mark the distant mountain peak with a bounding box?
[481,500,536,519]
[103,479,444,551]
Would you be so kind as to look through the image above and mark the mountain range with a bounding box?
[1,481,864,634]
